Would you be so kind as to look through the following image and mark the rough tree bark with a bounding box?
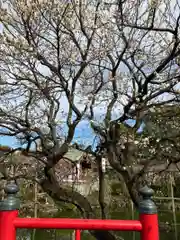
[107,143,140,208]
[41,168,117,240]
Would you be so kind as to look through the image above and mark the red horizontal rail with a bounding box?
[14,218,142,231]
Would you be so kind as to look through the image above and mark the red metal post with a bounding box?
[75,229,81,240]
[0,183,20,240]
[139,186,159,240]
[0,210,18,240]
[140,213,159,240]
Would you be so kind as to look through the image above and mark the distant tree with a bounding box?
[140,105,180,167]
[0,1,180,239]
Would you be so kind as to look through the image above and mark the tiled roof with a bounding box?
[0,145,12,157]
[0,145,85,163]
[63,148,84,162]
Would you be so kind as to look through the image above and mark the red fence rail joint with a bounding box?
[0,182,159,240]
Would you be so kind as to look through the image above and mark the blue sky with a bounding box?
[0,121,97,148]
[0,135,19,148]
[0,121,101,148]
[0,119,142,149]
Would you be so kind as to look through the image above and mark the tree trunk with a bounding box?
[40,170,117,240]
[107,144,140,208]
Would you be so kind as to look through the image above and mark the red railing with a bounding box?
[0,184,159,240]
